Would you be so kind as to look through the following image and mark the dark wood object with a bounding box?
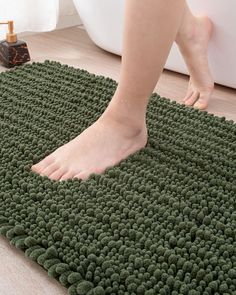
[0,20,30,68]
[0,40,30,68]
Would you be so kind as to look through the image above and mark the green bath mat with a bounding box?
[0,60,235,295]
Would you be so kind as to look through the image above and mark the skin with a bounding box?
[31,0,214,181]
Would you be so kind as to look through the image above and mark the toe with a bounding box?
[40,162,60,177]
[73,168,104,181]
[193,102,207,110]
[60,170,78,181]
[48,168,66,181]
[193,97,208,110]
[31,155,54,173]
[184,91,199,106]
[183,90,194,103]
[193,90,212,110]
[73,170,92,181]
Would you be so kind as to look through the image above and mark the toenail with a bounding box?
[194,103,203,110]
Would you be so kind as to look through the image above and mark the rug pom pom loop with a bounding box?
[68,283,78,295]
[15,237,28,249]
[29,248,46,261]
[77,280,94,295]
[0,216,8,224]
[45,246,58,258]
[0,225,13,236]
[24,236,38,247]
[37,253,47,266]
[48,264,60,278]
[59,270,72,287]
[56,263,70,274]
[68,272,83,284]
[43,258,61,270]
[6,228,15,239]
[14,224,26,235]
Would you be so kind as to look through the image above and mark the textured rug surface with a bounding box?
[0,61,235,295]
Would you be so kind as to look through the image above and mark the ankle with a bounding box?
[99,103,147,138]
[102,94,147,132]
[176,16,196,48]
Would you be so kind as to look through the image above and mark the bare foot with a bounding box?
[31,109,147,181]
[176,16,214,110]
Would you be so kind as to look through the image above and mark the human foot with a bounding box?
[31,109,147,181]
[176,16,214,110]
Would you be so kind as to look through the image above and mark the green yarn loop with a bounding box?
[77,281,94,295]
[24,236,38,247]
[68,272,83,284]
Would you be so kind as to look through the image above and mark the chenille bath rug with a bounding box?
[0,61,235,295]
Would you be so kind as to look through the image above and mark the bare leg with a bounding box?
[175,3,214,109]
[31,0,186,181]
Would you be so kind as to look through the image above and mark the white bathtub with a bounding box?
[73,0,236,89]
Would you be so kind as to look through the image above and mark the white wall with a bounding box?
[56,0,82,29]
